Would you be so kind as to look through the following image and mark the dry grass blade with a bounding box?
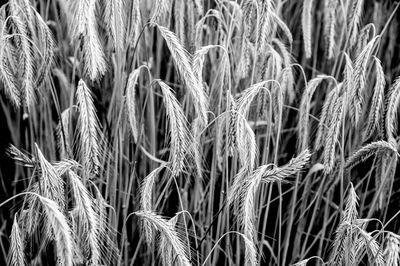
[156,80,193,177]
[135,211,191,266]
[76,79,103,177]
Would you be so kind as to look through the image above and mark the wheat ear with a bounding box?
[315,84,339,150]
[347,0,365,48]
[345,140,398,169]
[8,215,26,266]
[328,183,359,266]
[56,108,73,160]
[140,165,166,244]
[35,143,65,209]
[323,93,344,173]
[125,69,140,142]
[351,37,377,126]
[156,80,193,176]
[364,56,385,140]
[356,229,385,266]
[35,195,74,266]
[323,0,337,59]
[68,0,106,80]
[154,24,208,124]
[298,75,327,151]
[238,150,311,266]
[76,79,103,178]
[102,0,125,50]
[9,2,35,109]
[68,171,101,264]
[385,76,400,141]
[302,0,314,58]
[384,233,400,266]
[135,211,191,266]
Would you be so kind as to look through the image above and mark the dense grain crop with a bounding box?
[1,0,400,265]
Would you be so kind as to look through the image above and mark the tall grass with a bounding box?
[1,0,400,265]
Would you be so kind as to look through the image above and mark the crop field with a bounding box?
[1,0,400,265]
